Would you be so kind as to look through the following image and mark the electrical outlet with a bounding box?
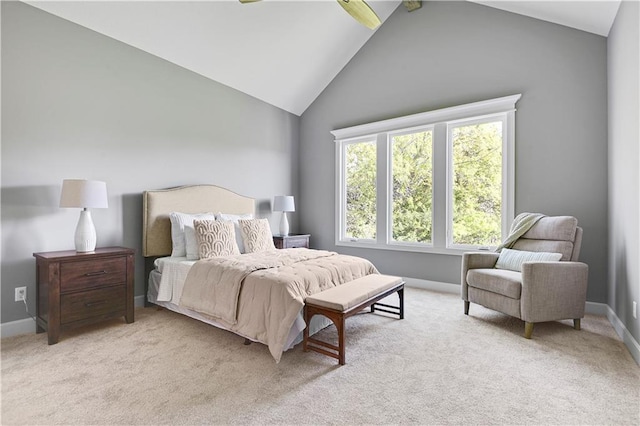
[633,301,637,320]
[15,287,26,302]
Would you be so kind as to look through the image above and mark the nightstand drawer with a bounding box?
[284,237,309,248]
[60,286,126,325]
[60,257,127,292]
[273,234,311,249]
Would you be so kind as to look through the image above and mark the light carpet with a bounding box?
[1,287,639,425]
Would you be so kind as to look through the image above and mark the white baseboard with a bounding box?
[585,301,610,316]
[605,305,640,365]
[134,295,145,308]
[0,295,147,339]
[404,277,460,294]
[0,317,36,338]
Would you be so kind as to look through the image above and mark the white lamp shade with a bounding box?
[60,179,108,208]
[273,195,295,212]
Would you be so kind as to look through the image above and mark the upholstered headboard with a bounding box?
[142,185,255,257]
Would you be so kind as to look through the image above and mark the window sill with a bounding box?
[335,241,493,256]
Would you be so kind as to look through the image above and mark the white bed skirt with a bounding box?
[147,269,331,351]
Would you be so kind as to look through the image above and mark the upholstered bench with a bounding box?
[303,274,404,365]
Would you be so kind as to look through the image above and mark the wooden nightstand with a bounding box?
[33,247,135,344]
[272,234,311,249]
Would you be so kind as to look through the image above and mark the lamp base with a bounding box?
[75,209,97,252]
[279,212,290,236]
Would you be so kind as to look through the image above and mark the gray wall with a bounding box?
[300,1,609,302]
[608,1,639,343]
[1,2,300,323]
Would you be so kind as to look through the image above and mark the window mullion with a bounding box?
[503,112,515,239]
[432,123,448,248]
[335,141,345,244]
[377,133,389,246]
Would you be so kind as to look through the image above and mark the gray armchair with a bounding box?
[461,216,589,338]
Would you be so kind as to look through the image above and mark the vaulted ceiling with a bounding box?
[25,1,621,116]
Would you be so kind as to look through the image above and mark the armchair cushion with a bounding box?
[495,248,562,272]
[520,216,577,241]
[513,216,579,260]
[466,268,522,300]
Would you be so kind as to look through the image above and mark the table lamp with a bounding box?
[273,195,295,236]
[60,179,108,252]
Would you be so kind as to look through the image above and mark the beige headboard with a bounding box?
[142,184,255,257]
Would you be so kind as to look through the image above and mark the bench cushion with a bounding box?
[305,274,403,311]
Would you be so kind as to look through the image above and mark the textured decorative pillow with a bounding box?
[193,220,240,259]
[238,218,275,253]
[215,212,254,253]
[495,248,562,272]
[169,212,215,257]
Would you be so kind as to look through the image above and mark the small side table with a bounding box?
[33,246,135,344]
[273,234,310,249]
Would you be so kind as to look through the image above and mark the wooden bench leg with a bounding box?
[370,287,404,319]
[337,315,346,365]
[303,305,310,352]
[304,308,344,364]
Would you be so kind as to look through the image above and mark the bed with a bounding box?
[142,184,379,363]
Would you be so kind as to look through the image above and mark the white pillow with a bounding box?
[215,212,254,253]
[495,248,562,272]
[238,218,275,253]
[169,212,215,257]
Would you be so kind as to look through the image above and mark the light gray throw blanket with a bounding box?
[496,212,546,252]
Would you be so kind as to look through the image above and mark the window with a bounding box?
[333,95,520,254]
[390,128,433,245]
[449,117,505,249]
[344,139,376,240]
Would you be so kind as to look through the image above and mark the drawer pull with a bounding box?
[84,270,108,277]
[85,300,107,308]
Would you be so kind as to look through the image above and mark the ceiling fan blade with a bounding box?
[336,0,382,30]
[239,0,262,3]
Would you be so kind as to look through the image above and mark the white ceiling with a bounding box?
[470,1,621,37]
[25,0,621,116]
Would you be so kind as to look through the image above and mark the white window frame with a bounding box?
[387,125,435,249]
[337,136,378,245]
[446,113,511,251]
[332,94,521,255]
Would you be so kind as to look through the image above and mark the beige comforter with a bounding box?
[179,248,378,362]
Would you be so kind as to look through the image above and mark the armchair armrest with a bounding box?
[520,261,589,323]
[461,252,500,300]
